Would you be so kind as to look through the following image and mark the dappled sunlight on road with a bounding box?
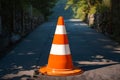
[1,70,34,79]
[76,61,118,65]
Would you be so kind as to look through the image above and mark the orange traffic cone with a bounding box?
[39,16,83,76]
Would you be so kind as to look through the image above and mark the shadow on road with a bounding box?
[65,20,120,72]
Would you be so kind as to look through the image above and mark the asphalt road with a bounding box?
[0,0,120,80]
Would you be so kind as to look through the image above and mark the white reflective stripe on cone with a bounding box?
[50,44,71,55]
[55,25,67,34]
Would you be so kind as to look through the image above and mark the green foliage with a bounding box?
[65,0,111,21]
[32,8,41,16]
[65,0,88,20]
[13,0,57,19]
[20,0,31,10]
[102,0,111,8]
[97,0,110,13]
[31,0,57,19]
[89,6,96,14]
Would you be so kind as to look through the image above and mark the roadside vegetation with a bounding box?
[65,0,120,43]
[0,0,57,57]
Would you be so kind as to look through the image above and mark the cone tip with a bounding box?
[58,16,63,19]
[57,16,64,25]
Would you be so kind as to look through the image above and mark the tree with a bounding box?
[111,0,120,42]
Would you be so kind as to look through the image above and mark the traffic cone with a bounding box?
[39,16,83,76]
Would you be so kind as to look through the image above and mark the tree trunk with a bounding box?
[111,0,120,36]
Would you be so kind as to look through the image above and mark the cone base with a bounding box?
[39,66,83,76]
